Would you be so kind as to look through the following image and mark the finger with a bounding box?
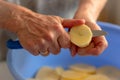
[31,45,40,56]
[48,40,60,55]
[20,39,40,56]
[85,21,101,30]
[57,30,71,48]
[28,39,49,56]
[86,36,108,55]
[77,42,94,56]
[40,50,50,56]
[37,39,49,52]
[36,39,50,56]
[26,44,40,56]
[70,44,77,56]
[62,19,85,28]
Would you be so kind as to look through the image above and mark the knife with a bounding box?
[92,30,107,37]
[7,30,107,49]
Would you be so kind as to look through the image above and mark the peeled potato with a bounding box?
[84,74,110,80]
[35,67,59,80]
[69,25,92,47]
[97,66,120,79]
[61,70,89,80]
[69,64,96,74]
[27,78,39,80]
[34,64,119,80]
[55,67,64,75]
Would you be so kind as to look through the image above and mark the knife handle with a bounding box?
[7,39,23,49]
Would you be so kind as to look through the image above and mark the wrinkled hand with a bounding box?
[70,20,108,56]
[15,11,85,56]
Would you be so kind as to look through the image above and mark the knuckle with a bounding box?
[42,31,54,42]
[104,42,108,49]
[45,32,54,42]
[59,35,71,48]
[53,15,62,22]
[38,39,46,47]
[53,24,62,32]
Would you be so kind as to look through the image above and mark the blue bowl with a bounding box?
[7,22,120,80]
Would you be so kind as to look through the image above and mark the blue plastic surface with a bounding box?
[7,22,120,80]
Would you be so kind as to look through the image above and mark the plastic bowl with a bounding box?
[7,22,120,80]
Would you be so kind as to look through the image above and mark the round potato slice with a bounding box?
[84,74,110,80]
[55,67,64,75]
[69,64,96,74]
[69,25,92,47]
[35,67,59,80]
[97,66,120,79]
[61,70,89,80]
[27,78,39,80]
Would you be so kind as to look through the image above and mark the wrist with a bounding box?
[73,11,101,30]
[74,10,96,23]
[75,0,107,22]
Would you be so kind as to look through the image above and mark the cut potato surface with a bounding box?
[69,25,92,47]
[61,70,89,80]
[35,67,59,80]
[84,74,110,80]
[27,78,39,80]
[69,64,96,74]
[55,67,64,75]
[32,64,120,80]
[97,66,120,79]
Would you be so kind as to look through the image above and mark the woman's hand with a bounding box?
[0,1,85,56]
[70,19,108,56]
[16,13,85,56]
[70,0,108,56]
[10,9,85,56]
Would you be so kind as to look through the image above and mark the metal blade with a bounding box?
[92,30,107,37]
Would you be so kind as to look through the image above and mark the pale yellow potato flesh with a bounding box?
[33,64,120,80]
[69,25,92,47]
[35,67,59,80]
[97,66,120,79]
[69,64,96,74]
[27,78,39,80]
[55,67,64,75]
[84,74,110,80]
[61,70,89,80]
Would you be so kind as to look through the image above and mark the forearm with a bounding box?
[0,1,33,33]
[74,0,107,21]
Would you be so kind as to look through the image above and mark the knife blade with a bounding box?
[92,30,107,37]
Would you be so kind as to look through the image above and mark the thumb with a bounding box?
[62,19,85,28]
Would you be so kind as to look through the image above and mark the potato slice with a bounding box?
[69,64,96,74]
[55,67,64,75]
[69,25,92,47]
[61,70,89,80]
[35,67,59,80]
[97,66,120,79]
[27,78,39,80]
[84,74,110,80]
